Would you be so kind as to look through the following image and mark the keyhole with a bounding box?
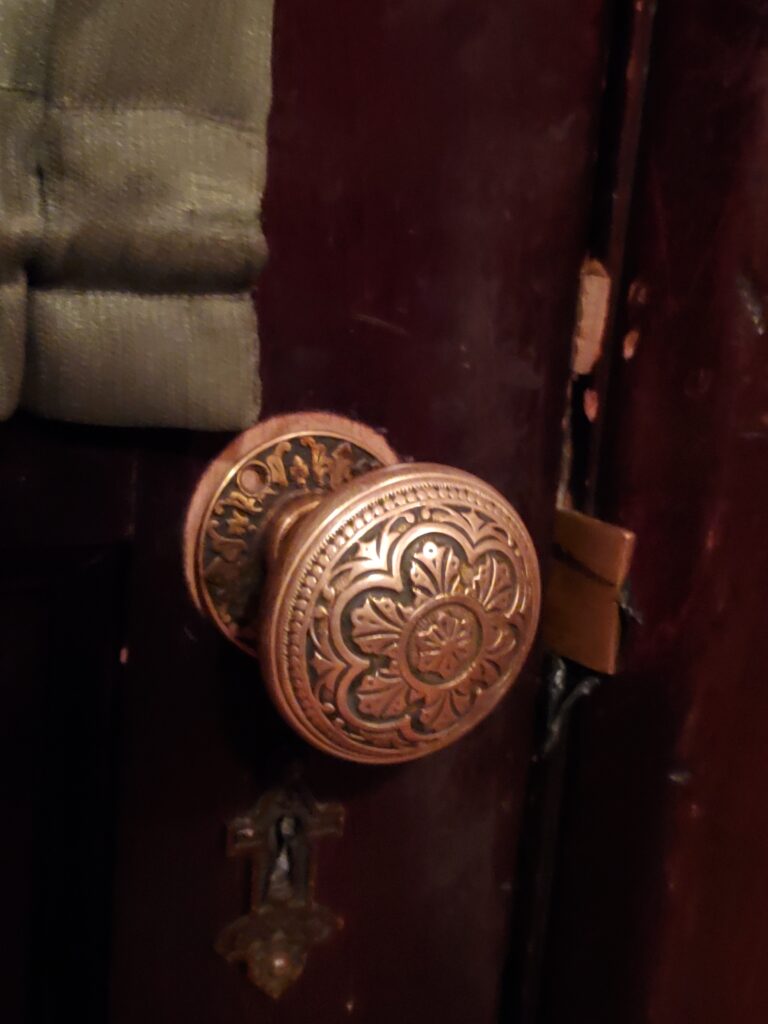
[266,814,297,902]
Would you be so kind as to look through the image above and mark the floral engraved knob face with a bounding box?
[262,464,541,763]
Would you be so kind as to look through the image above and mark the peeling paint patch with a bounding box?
[584,388,599,422]
[737,273,767,336]
[623,327,640,360]
[572,257,611,375]
[627,279,649,307]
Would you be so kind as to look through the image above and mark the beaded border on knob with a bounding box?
[262,465,541,763]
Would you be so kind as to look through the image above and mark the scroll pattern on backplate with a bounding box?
[201,435,383,648]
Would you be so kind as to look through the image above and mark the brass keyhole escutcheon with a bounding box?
[184,412,541,764]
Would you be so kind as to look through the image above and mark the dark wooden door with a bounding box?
[2,2,606,1022]
[6,3,768,1024]
[538,3,768,1023]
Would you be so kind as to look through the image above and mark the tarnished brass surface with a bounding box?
[184,412,398,654]
[262,464,540,762]
[216,784,343,998]
[543,508,636,674]
[186,414,540,763]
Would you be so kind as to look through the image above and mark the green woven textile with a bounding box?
[0,0,272,428]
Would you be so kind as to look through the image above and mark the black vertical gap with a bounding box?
[572,1,659,514]
[500,2,659,1020]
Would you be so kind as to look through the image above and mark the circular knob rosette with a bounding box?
[184,412,399,652]
[261,464,540,763]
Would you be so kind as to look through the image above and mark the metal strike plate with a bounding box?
[542,508,636,674]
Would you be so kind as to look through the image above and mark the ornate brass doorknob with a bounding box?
[185,413,541,764]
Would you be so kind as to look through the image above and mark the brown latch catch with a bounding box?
[542,509,636,674]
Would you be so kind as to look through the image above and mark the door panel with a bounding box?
[0,417,134,1024]
[1,3,609,1021]
[539,2,768,1022]
[108,4,608,1020]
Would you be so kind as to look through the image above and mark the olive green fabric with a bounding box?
[0,0,273,428]
[0,0,48,419]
